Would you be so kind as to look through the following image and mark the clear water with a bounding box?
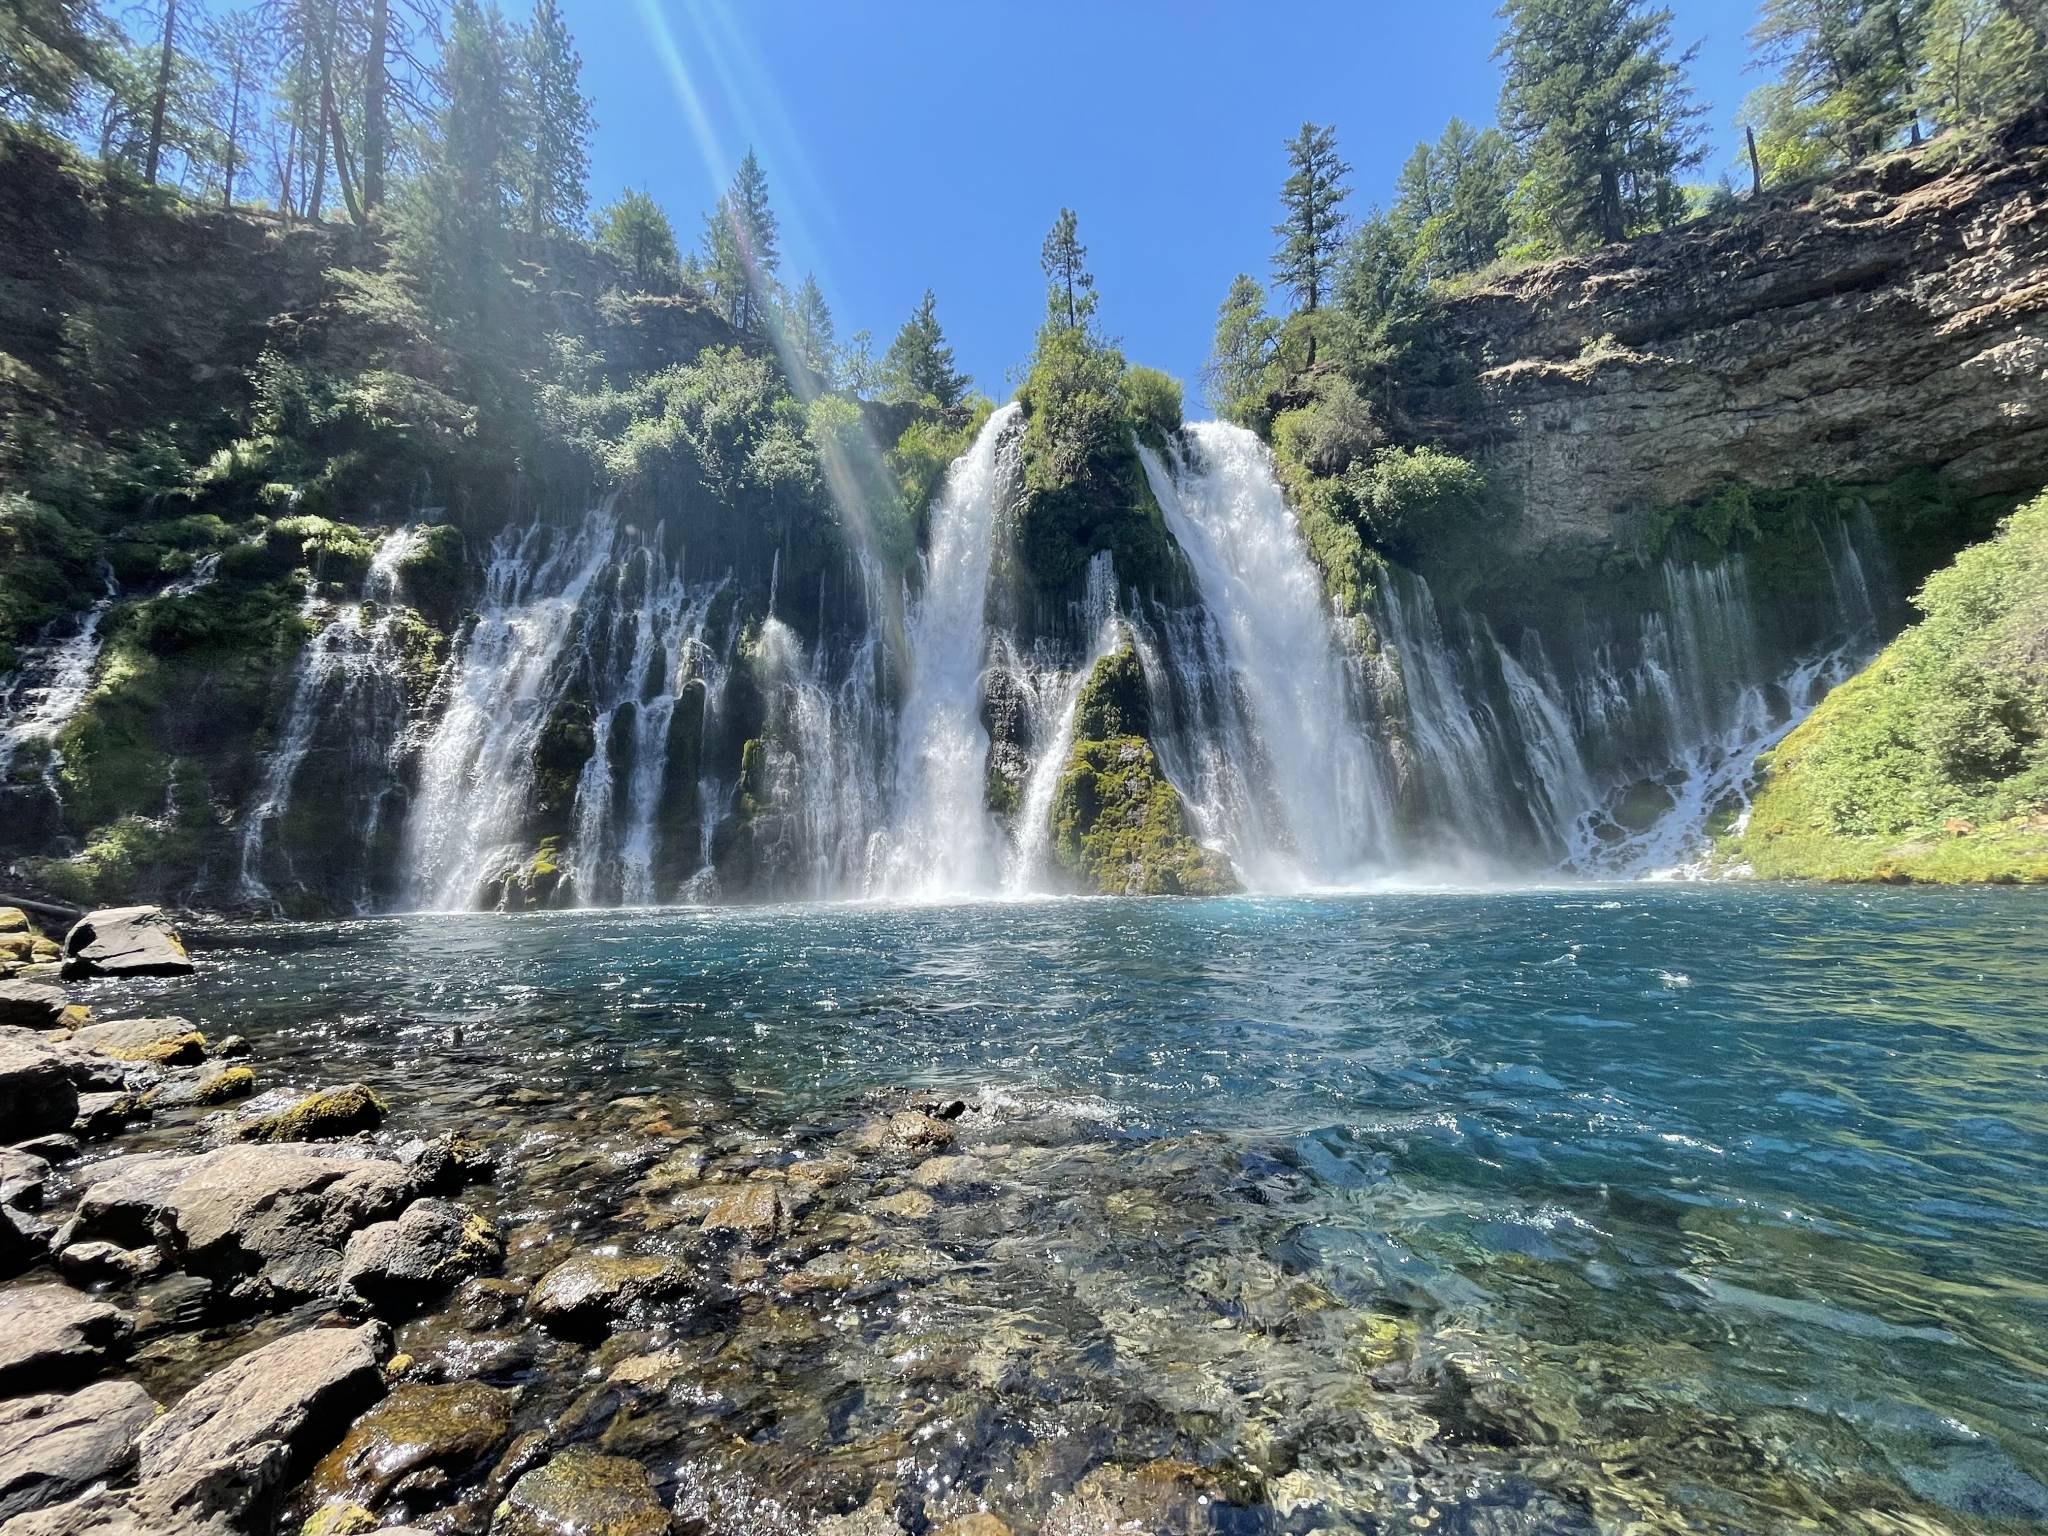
[109,886,2048,1532]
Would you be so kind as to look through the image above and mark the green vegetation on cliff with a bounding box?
[1050,641,1237,898]
[1733,492,2048,883]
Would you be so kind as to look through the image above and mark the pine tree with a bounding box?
[1497,0,1705,250]
[1750,0,1931,166]
[1202,273,1278,424]
[403,0,519,324]
[203,6,271,208]
[1272,123,1350,363]
[594,188,678,290]
[788,271,836,381]
[1,0,108,118]
[881,289,969,408]
[1039,207,1096,333]
[699,148,779,334]
[1920,0,2048,131]
[518,0,592,236]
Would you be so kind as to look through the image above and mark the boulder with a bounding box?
[0,1285,132,1394]
[0,908,27,934]
[68,1019,206,1065]
[125,1323,389,1527]
[54,1240,164,1285]
[0,983,84,1033]
[305,1381,513,1517]
[1,1205,49,1278]
[65,1144,415,1306]
[0,1032,79,1140]
[143,1066,254,1111]
[74,1091,150,1140]
[227,1084,386,1144]
[61,907,193,980]
[526,1253,690,1337]
[851,1110,956,1156]
[0,1380,158,1518]
[341,1198,501,1312]
[698,1182,791,1247]
[492,1449,670,1536]
[0,1149,49,1210]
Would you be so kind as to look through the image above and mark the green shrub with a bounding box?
[1349,445,1494,559]
[1272,375,1379,478]
[1121,365,1183,450]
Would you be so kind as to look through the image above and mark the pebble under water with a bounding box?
[96,885,2048,1534]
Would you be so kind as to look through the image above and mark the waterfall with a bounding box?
[405,509,621,909]
[1140,423,1391,886]
[239,528,418,914]
[0,563,118,787]
[877,402,1021,897]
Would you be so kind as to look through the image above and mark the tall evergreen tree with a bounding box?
[518,0,592,236]
[1496,0,1704,250]
[203,6,270,207]
[1750,0,1931,166]
[1039,206,1096,333]
[143,0,180,185]
[595,188,678,290]
[699,148,779,334]
[1272,122,1350,362]
[1203,272,1278,424]
[881,288,969,408]
[788,271,836,381]
[1,0,108,118]
[404,0,518,326]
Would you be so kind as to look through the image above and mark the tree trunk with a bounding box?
[144,0,177,186]
[1746,124,1764,196]
[363,0,389,210]
[223,56,243,208]
[324,75,365,226]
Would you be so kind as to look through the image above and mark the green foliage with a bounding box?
[881,288,970,409]
[1750,0,1925,169]
[1,0,107,120]
[1496,0,1706,250]
[1040,206,1097,334]
[888,396,995,525]
[1737,492,2048,881]
[532,695,595,831]
[1348,445,1495,561]
[21,813,202,907]
[1203,273,1279,427]
[1121,365,1182,451]
[1273,375,1380,479]
[1072,640,1151,739]
[394,523,468,627]
[786,271,836,381]
[1390,117,1518,283]
[0,491,101,670]
[700,148,779,334]
[595,189,680,291]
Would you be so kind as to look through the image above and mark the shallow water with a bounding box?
[104,885,2048,1533]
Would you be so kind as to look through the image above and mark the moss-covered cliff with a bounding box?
[1730,491,2048,883]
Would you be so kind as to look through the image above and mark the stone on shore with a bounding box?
[0,1380,158,1519]
[0,983,85,1033]
[68,1018,207,1065]
[341,1198,501,1312]
[527,1253,690,1336]
[0,1205,48,1279]
[61,907,194,980]
[0,1032,79,1140]
[0,1285,132,1394]
[0,1149,48,1211]
[65,1144,414,1306]
[0,909,27,934]
[228,1083,387,1144]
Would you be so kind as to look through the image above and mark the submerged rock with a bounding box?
[493,1448,669,1536]
[527,1253,691,1336]
[851,1111,956,1157]
[0,1285,132,1393]
[305,1380,514,1518]
[0,1031,80,1140]
[61,906,194,980]
[0,1380,158,1519]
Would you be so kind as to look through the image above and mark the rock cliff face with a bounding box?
[1415,114,2048,566]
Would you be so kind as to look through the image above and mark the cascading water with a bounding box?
[1140,424,1392,886]
[0,563,118,786]
[239,527,419,914]
[876,402,1021,897]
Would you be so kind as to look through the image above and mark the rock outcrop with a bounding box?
[1416,114,2048,566]
[61,907,194,980]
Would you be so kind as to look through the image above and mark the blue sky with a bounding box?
[572,0,1762,409]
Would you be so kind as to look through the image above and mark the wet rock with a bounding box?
[0,1031,80,1140]
[851,1111,956,1157]
[66,1144,415,1307]
[0,1285,133,1393]
[909,1155,989,1195]
[699,1182,790,1247]
[74,1091,151,1140]
[61,907,194,980]
[394,1131,497,1194]
[0,1149,48,1210]
[635,1146,707,1196]
[1040,1459,1241,1536]
[456,1277,530,1331]
[0,908,27,934]
[11,1134,76,1163]
[68,1018,206,1065]
[815,1491,906,1536]
[527,1253,690,1338]
[0,1380,158,1518]
[143,1066,255,1112]
[230,1083,388,1143]
[130,1322,389,1526]
[932,1518,1012,1536]
[342,1198,501,1312]
[492,1448,670,1536]
[214,1035,250,1059]
[0,982,85,1033]
[305,1380,514,1518]
[868,1189,936,1222]
[781,1246,939,1299]
[54,1240,165,1284]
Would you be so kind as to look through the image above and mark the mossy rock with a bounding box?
[494,1448,670,1536]
[392,524,467,628]
[533,700,595,833]
[234,1082,388,1142]
[1072,640,1150,740]
[306,1380,514,1517]
[1051,735,1237,897]
[481,838,569,912]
